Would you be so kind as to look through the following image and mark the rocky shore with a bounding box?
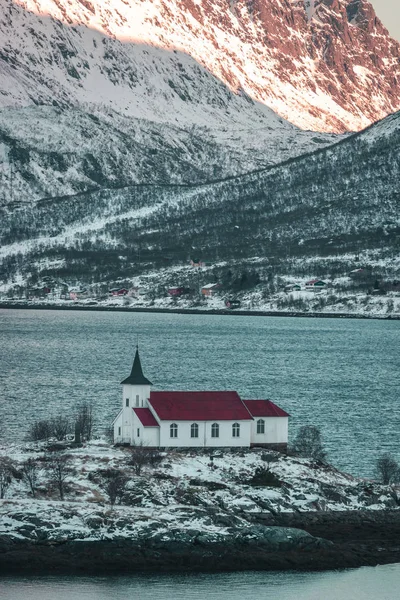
[1,510,400,574]
[1,442,400,574]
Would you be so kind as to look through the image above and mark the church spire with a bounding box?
[121,347,153,386]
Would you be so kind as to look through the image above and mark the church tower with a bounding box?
[121,347,152,410]
[115,347,152,442]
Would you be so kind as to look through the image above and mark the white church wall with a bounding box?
[159,420,252,448]
[138,426,160,447]
[122,384,150,409]
[250,417,288,445]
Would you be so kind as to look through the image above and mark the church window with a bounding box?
[125,398,129,407]
[137,428,140,437]
[211,423,219,438]
[170,423,178,438]
[232,423,240,437]
[118,427,121,436]
[136,395,139,407]
[191,423,199,438]
[257,419,265,434]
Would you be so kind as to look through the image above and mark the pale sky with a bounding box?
[370,0,400,41]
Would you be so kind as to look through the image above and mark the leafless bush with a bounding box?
[50,415,70,441]
[75,403,94,441]
[102,469,129,505]
[127,443,161,475]
[46,454,71,500]
[376,453,400,485]
[22,458,40,497]
[27,419,52,441]
[0,457,15,499]
[291,425,327,462]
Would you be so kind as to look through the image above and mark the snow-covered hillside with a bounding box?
[1,0,399,133]
[1,107,399,293]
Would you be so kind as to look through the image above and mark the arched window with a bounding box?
[135,395,140,407]
[211,423,219,438]
[170,423,178,438]
[232,423,240,438]
[191,423,199,438]
[257,419,265,434]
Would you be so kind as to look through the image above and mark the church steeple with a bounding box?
[121,347,153,386]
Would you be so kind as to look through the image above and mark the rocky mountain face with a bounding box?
[0,0,399,281]
[0,0,399,205]
[1,0,399,133]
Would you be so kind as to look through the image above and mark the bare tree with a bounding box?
[127,443,158,476]
[28,419,52,441]
[22,458,40,497]
[291,425,327,462]
[376,453,400,484]
[50,416,70,441]
[75,403,94,442]
[0,457,15,499]
[102,469,128,506]
[46,454,70,500]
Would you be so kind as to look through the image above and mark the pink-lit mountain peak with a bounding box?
[3,0,400,133]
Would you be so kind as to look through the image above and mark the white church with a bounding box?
[113,349,289,450]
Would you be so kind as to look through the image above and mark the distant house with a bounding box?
[69,287,87,300]
[201,283,221,297]
[284,284,301,293]
[109,288,129,296]
[167,286,190,297]
[190,258,211,268]
[305,279,326,290]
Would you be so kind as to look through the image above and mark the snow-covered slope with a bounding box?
[1,107,399,287]
[1,0,399,133]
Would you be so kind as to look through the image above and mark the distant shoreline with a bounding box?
[0,302,399,320]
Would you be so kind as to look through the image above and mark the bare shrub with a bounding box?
[46,454,71,500]
[22,458,40,497]
[0,457,15,499]
[51,415,70,441]
[127,443,160,476]
[291,425,327,462]
[102,469,129,505]
[28,419,52,441]
[75,403,94,442]
[376,453,400,484]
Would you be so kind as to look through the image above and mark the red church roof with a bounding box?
[133,408,159,427]
[243,400,289,418]
[149,391,253,421]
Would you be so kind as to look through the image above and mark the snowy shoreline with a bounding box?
[1,443,400,574]
[1,302,399,320]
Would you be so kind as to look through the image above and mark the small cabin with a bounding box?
[168,286,188,297]
[109,288,129,296]
[201,283,221,297]
[305,279,326,290]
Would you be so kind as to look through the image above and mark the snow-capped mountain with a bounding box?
[1,0,399,133]
[0,0,399,204]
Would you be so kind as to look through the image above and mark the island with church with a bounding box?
[1,349,400,576]
[113,347,289,450]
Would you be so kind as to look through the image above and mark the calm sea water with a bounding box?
[1,565,400,600]
[0,309,399,476]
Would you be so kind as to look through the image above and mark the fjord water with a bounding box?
[1,565,400,599]
[1,309,399,476]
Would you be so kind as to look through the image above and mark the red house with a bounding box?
[109,288,129,296]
